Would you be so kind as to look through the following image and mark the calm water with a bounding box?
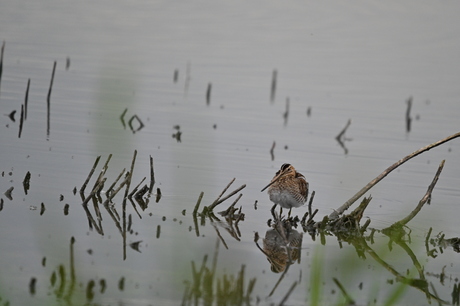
[1,1,460,305]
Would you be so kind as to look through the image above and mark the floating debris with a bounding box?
[184,61,191,97]
[335,119,352,155]
[156,225,161,238]
[0,198,3,211]
[7,110,16,122]
[59,194,64,201]
[129,240,142,253]
[29,277,37,295]
[283,97,289,126]
[66,57,70,70]
[173,69,179,83]
[23,171,31,195]
[40,202,45,215]
[86,280,95,301]
[118,277,125,291]
[206,83,212,106]
[42,257,46,267]
[155,188,162,203]
[100,279,106,294]
[64,204,69,215]
[406,96,413,133]
[307,106,311,117]
[4,186,13,200]
[172,126,182,142]
[128,114,144,133]
[270,141,276,161]
[270,69,277,103]
[29,205,37,211]
[120,108,128,129]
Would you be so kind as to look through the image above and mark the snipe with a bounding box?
[261,163,309,217]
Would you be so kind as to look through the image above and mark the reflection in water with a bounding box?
[183,239,256,306]
[119,108,145,134]
[79,151,156,260]
[261,226,302,273]
[335,119,352,155]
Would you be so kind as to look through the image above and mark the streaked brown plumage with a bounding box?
[263,228,303,273]
[261,163,308,212]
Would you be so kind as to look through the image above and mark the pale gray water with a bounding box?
[1,1,460,305]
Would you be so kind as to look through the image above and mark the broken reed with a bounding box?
[47,61,57,137]
[0,41,4,94]
[331,131,460,219]
[80,151,156,208]
[193,178,246,216]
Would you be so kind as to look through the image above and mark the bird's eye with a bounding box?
[281,163,291,171]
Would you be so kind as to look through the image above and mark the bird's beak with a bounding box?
[260,168,288,192]
[260,180,275,192]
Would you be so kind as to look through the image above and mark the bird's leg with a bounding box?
[270,204,277,220]
[279,207,283,218]
[288,208,292,219]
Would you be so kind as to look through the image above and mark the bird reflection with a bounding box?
[260,223,302,273]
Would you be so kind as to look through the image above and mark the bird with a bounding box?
[261,163,309,217]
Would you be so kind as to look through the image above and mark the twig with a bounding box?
[92,154,112,193]
[211,223,229,249]
[330,132,460,219]
[0,41,4,94]
[102,174,130,206]
[193,192,204,216]
[149,155,155,194]
[24,78,30,120]
[128,177,146,199]
[333,278,355,305]
[211,178,235,206]
[219,194,243,216]
[18,104,24,138]
[279,281,298,306]
[208,184,246,211]
[82,178,106,206]
[47,61,57,137]
[394,160,445,226]
[106,168,126,197]
[123,150,137,200]
[81,156,101,195]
